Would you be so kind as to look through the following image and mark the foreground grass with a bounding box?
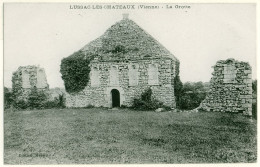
[4,108,257,164]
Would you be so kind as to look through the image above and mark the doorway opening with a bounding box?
[111,89,120,107]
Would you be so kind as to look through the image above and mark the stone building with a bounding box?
[12,65,49,101]
[200,58,252,115]
[65,14,179,108]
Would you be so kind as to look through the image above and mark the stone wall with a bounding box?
[200,58,252,115]
[65,57,177,108]
[12,65,49,102]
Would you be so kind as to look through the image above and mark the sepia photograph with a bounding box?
[3,2,257,165]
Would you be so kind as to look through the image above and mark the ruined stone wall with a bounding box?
[12,65,49,102]
[65,58,177,108]
[201,59,252,115]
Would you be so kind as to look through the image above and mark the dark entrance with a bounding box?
[111,89,120,107]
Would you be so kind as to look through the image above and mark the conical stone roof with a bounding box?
[81,17,178,62]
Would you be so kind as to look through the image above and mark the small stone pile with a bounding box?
[200,58,252,115]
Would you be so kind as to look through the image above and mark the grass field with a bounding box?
[4,108,257,164]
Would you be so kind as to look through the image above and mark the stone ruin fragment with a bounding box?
[200,58,252,116]
[12,65,49,102]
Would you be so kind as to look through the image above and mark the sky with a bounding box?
[4,3,256,88]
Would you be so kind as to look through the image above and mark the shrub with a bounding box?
[13,99,28,110]
[163,105,172,111]
[120,105,128,108]
[60,50,94,93]
[132,88,164,110]
[178,82,207,110]
[27,87,48,109]
[4,87,13,109]
[12,88,66,110]
[44,92,66,109]
[57,93,66,108]
[44,100,59,109]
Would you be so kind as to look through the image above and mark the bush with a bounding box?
[178,82,207,110]
[12,88,66,110]
[132,88,164,110]
[13,99,28,110]
[44,100,59,109]
[4,87,13,109]
[57,93,66,108]
[60,50,94,93]
[27,87,48,109]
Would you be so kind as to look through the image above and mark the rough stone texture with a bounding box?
[200,58,252,115]
[81,17,179,62]
[65,16,179,108]
[65,58,177,108]
[12,65,49,102]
